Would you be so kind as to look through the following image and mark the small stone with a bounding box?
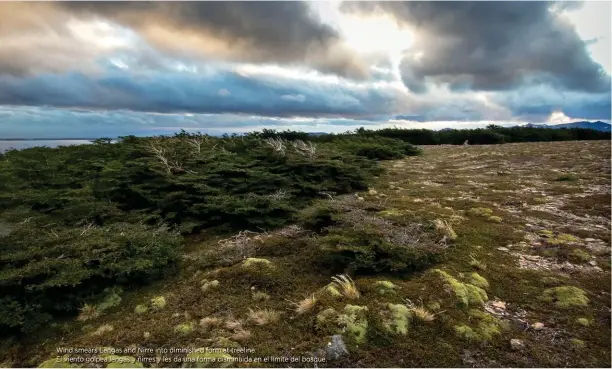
[497,247,509,252]
[325,335,349,361]
[531,322,544,331]
[368,189,378,196]
[491,301,506,310]
[588,260,597,266]
[510,339,525,351]
[585,238,596,242]
[357,197,365,201]
[525,223,533,228]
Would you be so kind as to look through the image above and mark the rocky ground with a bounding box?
[5,140,610,368]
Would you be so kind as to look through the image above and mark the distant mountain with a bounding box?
[524,121,611,132]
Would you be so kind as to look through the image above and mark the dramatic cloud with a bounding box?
[0,1,368,79]
[0,1,609,138]
[341,1,611,93]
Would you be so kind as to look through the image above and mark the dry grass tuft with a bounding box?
[331,274,360,299]
[247,309,281,325]
[91,324,114,336]
[200,317,222,330]
[410,306,436,322]
[293,294,318,314]
[77,303,100,322]
[434,218,458,240]
[231,329,252,342]
[224,318,243,331]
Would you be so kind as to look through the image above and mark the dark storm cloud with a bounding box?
[341,1,611,93]
[0,1,368,79]
[0,68,399,118]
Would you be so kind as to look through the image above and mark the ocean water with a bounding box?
[0,140,93,153]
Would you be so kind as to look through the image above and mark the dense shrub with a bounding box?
[315,125,610,145]
[0,222,182,333]
[0,130,418,334]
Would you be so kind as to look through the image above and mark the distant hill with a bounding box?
[524,121,611,132]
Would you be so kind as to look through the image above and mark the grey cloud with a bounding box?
[53,1,368,79]
[0,67,400,118]
[341,1,611,93]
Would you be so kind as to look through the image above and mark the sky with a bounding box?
[0,1,610,138]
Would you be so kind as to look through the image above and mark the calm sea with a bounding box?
[0,140,93,153]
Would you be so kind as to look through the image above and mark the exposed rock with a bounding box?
[510,339,525,351]
[325,335,349,361]
[531,322,544,331]
[497,247,509,252]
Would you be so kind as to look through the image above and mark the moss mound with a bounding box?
[428,269,488,307]
[380,303,412,335]
[541,286,589,308]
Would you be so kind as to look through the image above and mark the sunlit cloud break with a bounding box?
[0,1,609,138]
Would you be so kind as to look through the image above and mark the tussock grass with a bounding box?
[247,309,281,325]
[433,218,458,240]
[331,274,360,299]
[199,317,221,330]
[292,294,317,315]
[410,306,436,322]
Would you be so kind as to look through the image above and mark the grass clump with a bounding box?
[174,322,195,336]
[433,218,458,240]
[331,274,360,299]
[76,304,100,322]
[200,317,222,330]
[150,296,167,311]
[541,286,589,308]
[91,324,114,336]
[409,306,436,323]
[247,309,280,325]
[469,256,487,270]
[576,317,591,326]
[373,280,397,295]
[488,216,503,223]
[569,249,591,263]
[467,207,494,217]
[201,279,220,292]
[242,258,274,269]
[569,338,586,349]
[292,294,317,315]
[134,304,148,315]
